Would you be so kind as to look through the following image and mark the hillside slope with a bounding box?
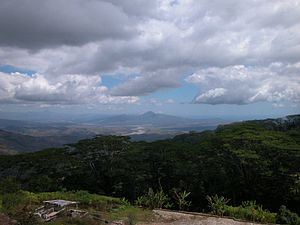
[0,114,299,214]
[0,129,91,154]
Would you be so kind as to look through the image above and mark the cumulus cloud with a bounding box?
[0,72,138,104]
[186,63,300,104]
[0,0,300,105]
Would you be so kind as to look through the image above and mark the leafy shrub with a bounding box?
[135,188,170,209]
[224,205,276,224]
[276,205,300,225]
[241,200,258,208]
[172,189,191,211]
[206,197,276,223]
[206,195,230,216]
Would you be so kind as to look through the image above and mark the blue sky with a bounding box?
[0,65,35,76]
[0,0,299,120]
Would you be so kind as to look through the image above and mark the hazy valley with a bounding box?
[0,111,229,154]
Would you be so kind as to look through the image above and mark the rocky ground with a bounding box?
[137,210,272,225]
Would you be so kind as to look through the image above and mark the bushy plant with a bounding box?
[135,188,170,209]
[241,200,258,208]
[172,189,191,211]
[221,200,277,224]
[206,195,230,216]
[206,197,276,223]
[276,205,300,225]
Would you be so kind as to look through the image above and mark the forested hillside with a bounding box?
[0,129,92,154]
[0,115,299,214]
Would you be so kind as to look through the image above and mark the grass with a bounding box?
[206,195,277,224]
[22,190,123,210]
[108,205,154,224]
[223,205,277,224]
[0,190,154,225]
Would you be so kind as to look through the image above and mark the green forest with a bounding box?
[0,115,299,224]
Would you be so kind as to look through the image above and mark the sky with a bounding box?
[0,0,299,119]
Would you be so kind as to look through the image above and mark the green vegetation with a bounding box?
[135,188,171,209]
[206,195,230,216]
[0,189,153,225]
[172,189,191,211]
[276,205,300,225]
[205,196,299,224]
[216,198,276,224]
[0,115,299,224]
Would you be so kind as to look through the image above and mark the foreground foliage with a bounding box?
[0,190,153,225]
[206,195,230,216]
[135,188,171,209]
[276,205,300,225]
[206,196,299,224]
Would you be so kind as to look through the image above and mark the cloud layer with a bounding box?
[186,63,300,104]
[0,0,135,49]
[0,72,138,104]
[0,0,299,105]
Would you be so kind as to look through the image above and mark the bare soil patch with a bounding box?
[137,210,272,225]
[0,213,17,225]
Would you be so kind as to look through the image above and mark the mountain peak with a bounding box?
[141,111,157,117]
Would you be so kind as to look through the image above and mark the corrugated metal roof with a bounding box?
[43,199,78,207]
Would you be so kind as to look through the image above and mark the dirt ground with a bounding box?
[0,213,17,225]
[137,210,271,225]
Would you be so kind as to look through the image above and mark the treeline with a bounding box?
[0,115,299,215]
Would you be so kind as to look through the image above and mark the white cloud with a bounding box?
[195,88,227,103]
[187,64,300,104]
[0,72,139,104]
[145,98,176,106]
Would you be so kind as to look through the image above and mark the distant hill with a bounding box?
[0,129,57,154]
[0,129,94,154]
[216,114,300,132]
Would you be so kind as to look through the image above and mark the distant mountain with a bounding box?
[91,111,221,128]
